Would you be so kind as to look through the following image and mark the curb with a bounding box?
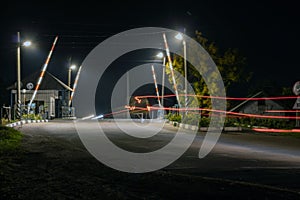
[167,120,242,132]
[5,119,49,127]
[167,120,198,131]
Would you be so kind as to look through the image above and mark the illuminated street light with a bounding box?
[156,52,164,59]
[175,33,183,41]
[68,64,77,107]
[23,41,32,47]
[156,52,166,107]
[70,64,76,71]
[68,65,77,88]
[175,32,188,113]
[16,32,32,120]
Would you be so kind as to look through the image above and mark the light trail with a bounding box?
[81,115,95,120]
[225,111,299,120]
[265,110,299,113]
[252,128,300,133]
[98,92,300,121]
[94,102,300,134]
[100,105,300,122]
[103,109,129,117]
[121,105,300,120]
[134,94,299,101]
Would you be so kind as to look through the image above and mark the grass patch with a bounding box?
[0,126,23,154]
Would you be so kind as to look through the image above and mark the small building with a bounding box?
[7,71,73,119]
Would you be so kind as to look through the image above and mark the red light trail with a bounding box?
[134,94,299,101]
[99,94,300,134]
[252,128,300,133]
[121,105,300,120]
[265,110,299,113]
[99,104,300,133]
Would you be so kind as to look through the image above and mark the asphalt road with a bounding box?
[19,119,300,198]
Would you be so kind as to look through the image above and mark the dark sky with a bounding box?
[1,0,299,103]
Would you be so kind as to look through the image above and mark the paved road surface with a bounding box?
[17,119,300,199]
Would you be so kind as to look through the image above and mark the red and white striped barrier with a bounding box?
[163,33,181,107]
[151,65,161,107]
[28,36,59,111]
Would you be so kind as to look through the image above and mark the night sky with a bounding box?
[1,0,299,106]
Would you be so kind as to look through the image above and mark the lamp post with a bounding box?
[68,64,76,100]
[16,32,21,120]
[16,32,31,120]
[68,65,76,88]
[156,52,166,107]
[175,32,188,112]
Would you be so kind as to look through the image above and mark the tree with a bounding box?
[165,31,251,115]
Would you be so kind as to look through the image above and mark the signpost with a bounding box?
[292,81,300,127]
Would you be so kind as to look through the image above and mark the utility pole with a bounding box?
[16,32,22,120]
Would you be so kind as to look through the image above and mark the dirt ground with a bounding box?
[1,129,300,199]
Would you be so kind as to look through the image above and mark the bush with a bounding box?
[224,117,239,127]
[167,112,295,129]
[22,113,43,120]
[230,117,294,129]
[166,113,182,123]
[199,117,210,127]
[181,113,200,126]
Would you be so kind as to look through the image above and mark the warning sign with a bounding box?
[293,98,300,109]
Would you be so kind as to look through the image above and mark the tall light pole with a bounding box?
[175,32,188,112]
[68,64,76,101]
[156,52,166,107]
[16,32,31,120]
[16,32,21,120]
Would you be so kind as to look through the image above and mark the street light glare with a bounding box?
[175,33,183,41]
[23,41,32,47]
[70,65,77,70]
[156,52,164,58]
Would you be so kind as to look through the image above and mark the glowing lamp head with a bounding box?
[156,52,164,58]
[175,33,183,41]
[70,65,77,70]
[23,41,32,47]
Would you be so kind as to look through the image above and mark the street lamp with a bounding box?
[175,32,188,112]
[68,64,76,88]
[68,64,76,104]
[156,52,166,107]
[175,33,183,41]
[23,41,32,47]
[16,32,31,120]
[156,52,164,59]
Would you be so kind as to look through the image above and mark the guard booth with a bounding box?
[7,71,73,120]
